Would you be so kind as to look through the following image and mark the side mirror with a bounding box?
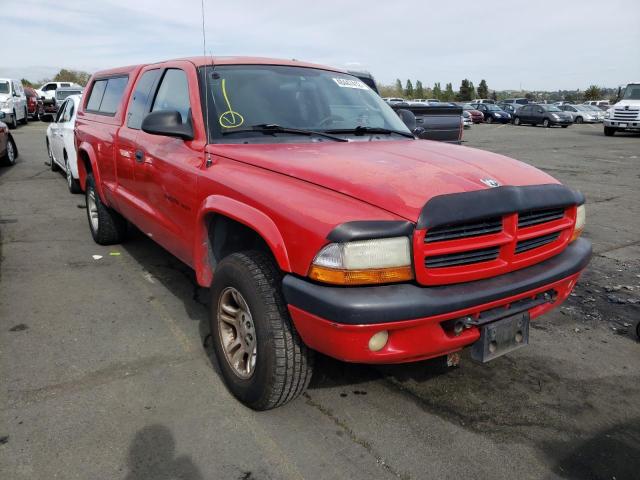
[141,110,193,140]
[396,109,416,132]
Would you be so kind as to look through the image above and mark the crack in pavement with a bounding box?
[303,392,410,480]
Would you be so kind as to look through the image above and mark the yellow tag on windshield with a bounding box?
[218,78,244,129]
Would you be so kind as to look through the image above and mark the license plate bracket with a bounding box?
[470,312,529,363]
[619,123,628,127]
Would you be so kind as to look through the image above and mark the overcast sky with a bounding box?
[2,0,639,91]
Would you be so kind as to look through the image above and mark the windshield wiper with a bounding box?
[222,124,348,142]
[324,126,415,139]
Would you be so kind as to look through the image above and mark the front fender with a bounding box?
[193,195,292,287]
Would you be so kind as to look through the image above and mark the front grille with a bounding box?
[613,108,639,121]
[518,208,564,228]
[425,217,502,243]
[425,246,500,268]
[515,232,561,254]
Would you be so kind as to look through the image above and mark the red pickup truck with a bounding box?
[75,57,591,410]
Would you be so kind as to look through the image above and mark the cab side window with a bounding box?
[43,83,57,91]
[127,69,161,130]
[151,69,191,125]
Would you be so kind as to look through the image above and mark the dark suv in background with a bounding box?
[513,104,573,128]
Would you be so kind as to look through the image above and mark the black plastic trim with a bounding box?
[326,220,414,242]
[283,238,591,325]
[417,184,585,230]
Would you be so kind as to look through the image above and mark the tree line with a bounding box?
[379,78,613,103]
[20,69,92,88]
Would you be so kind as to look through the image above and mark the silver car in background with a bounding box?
[558,104,603,123]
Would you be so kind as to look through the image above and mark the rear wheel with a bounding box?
[211,251,314,410]
[486,116,493,124]
[85,174,127,244]
[604,126,616,136]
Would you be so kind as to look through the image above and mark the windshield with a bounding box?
[486,105,502,111]
[56,90,81,100]
[542,105,561,112]
[575,105,591,111]
[0,81,9,94]
[622,85,640,100]
[200,65,410,143]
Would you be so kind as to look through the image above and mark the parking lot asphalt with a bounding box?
[1,122,639,480]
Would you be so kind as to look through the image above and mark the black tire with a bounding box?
[1,136,17,166]
[604,126,616,136]
[47,139,59,171]
[514,116,521,126]
[65,155,81,194]
[486,116,493,124]
[8,111,17,129]
[210,251,314,410]
[575,116,583,124]
[561,125,569,128]
[543,118,550,128]
[85,174,127,244]
[20,107,28,125]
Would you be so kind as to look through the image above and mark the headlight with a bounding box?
[552,114,560,119]
[309,236,413,285]
[604,110,611,119]
[571,204,586,242]
[494,113,502,117]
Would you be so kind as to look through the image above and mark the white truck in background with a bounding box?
[604,82,640,136]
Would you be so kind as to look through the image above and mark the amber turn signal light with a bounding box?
[308,265,414,286]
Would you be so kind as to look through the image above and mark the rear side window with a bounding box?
[86,80,107,111]
[127,69,161,129]
[151,69,191,125]
[86,76,128,115]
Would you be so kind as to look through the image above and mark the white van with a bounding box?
[0,78,28,129]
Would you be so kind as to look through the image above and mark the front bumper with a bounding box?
[284,238,591,363]
[605,118,640,130]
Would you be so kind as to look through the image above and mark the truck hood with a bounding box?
[211,140,559,222]
[0,93,11,103]
[614,100,640,108]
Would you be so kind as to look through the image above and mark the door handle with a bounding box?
[135,150,144,163]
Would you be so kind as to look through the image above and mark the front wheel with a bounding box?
[85,174,127,244]
[1,137,17,166]
[48,139,59,171]
[486,116,493,124]
[211,251,314,410]
[543,119,550,128]
[514,117,521,126]
[575,116,583,124]
[65,158,81,194]
[604,126,616,136]
[8,111,17,129]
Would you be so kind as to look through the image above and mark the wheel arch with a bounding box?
[194,195,292,287]
[76,142,103,196]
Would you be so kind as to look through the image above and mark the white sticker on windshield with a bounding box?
[333,78,369,90]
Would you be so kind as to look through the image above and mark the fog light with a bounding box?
[368,331,389,352]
